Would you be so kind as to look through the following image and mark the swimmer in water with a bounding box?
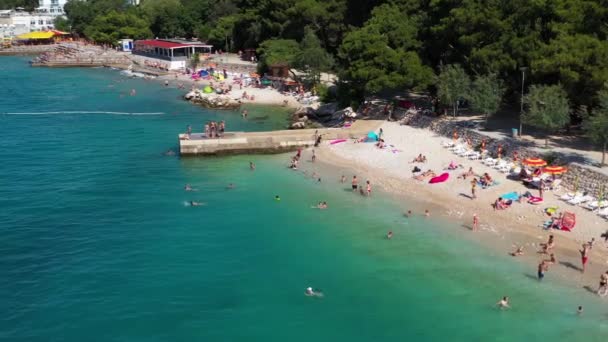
[226,183,235,189]
[387,231,393,239]
[496,296,510,309]
[164,149,176,156]
[130,89,136,96]
[275,195,281,201]
[184,184,193,191]
[577,305,583,315]
[189,201,205,206]
[305,287,323,297]
[424,209,430,217]
[404,210,412,217]
[250,161,255,170]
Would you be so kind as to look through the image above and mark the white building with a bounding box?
[0,10,56,37]
[37,0,68,16]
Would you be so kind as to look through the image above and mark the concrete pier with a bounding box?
[178,120,380,156]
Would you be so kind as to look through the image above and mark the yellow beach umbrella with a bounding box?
[16,31,55,40]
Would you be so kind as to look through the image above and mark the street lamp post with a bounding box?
[519,67,527,138]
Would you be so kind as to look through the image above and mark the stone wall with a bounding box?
[560,163,608,197]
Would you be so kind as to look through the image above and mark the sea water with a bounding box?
[1,56,608,341]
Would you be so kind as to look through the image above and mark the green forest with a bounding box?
[22,0,608,158]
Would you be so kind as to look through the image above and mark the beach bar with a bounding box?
[132,39,212,70]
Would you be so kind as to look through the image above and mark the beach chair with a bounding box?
[497,162,514,173]
[567,194,593,205]
[457,148,472,157]
[559,192,581,201]
[583,200,607,211]
[468,151,481,160]
[493,160,507,170]
[483,157,497,166]
[442,141,455,148]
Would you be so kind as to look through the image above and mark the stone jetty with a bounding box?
[178,120,380,156]
[30,42,131,68]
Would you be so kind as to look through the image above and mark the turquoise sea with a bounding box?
[1,56,608,341]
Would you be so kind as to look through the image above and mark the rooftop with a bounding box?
[135,39,212,49]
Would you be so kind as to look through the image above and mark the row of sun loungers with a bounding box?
[442,141,514,173]
[559,192,608,219]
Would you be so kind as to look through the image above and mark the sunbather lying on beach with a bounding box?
[446,161,462,170]
[480,173,494,188]
[509,246,524,256]
[459,167,475,179]
[494,197,512,210]
[414,169,436,181]
[410,154,427,163]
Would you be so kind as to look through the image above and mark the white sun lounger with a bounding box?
[483,157,497,166]
[442,141,455,148]
[583,200,608,211]
[468,151,481,160]
[568,195,593,205]
[560,192,581,201]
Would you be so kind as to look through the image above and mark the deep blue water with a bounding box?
[1,56,608,341]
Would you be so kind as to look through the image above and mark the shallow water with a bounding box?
[1,56,608,341]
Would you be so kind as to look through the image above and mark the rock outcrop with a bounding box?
[185,90,241,109]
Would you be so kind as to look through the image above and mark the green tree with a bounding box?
[436,64,470,118]
[257,39,301,68]
[338,4,433,102]
[84,11,152,45]
[523,84,571,148]
[208,15,238,51]
[53,16,71,32]
[468,73,505,125]
[583,84,608,166]
[294,27,333,85]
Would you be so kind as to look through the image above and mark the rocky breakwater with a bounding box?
[185,89,241,109]
[290,102,357,129]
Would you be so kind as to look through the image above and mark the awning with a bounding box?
[16,31,55,40]
[51,30,69,35]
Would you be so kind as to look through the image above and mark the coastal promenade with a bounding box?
[178,120,380,156]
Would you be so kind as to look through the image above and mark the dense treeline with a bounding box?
[60,0,608,106]
[55,0,608,160]
[0,0,38,11]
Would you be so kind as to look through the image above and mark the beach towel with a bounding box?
[561,212,576,231]
[501,192,519,201]
[367,132,378,141]
[429,173,449,184]
[528,196,543,205]
[330,139,347,145]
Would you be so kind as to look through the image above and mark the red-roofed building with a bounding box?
[133,39,213,70]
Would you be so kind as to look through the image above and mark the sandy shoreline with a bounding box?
[309,121,608,294]
[157,72,304,109]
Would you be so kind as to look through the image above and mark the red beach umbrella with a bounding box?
[523,158,547,167]
[543,166,567,175]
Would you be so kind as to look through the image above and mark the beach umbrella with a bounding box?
[523,157,547,167]
[543,166,567,175]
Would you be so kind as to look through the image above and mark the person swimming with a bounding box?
[226,183,235,189]
[184,184,193,191]
[387,231,393,239]
[305,287,323,297]
[189,201,205,206]
[275,195,281,201]
[496,296,510,309]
